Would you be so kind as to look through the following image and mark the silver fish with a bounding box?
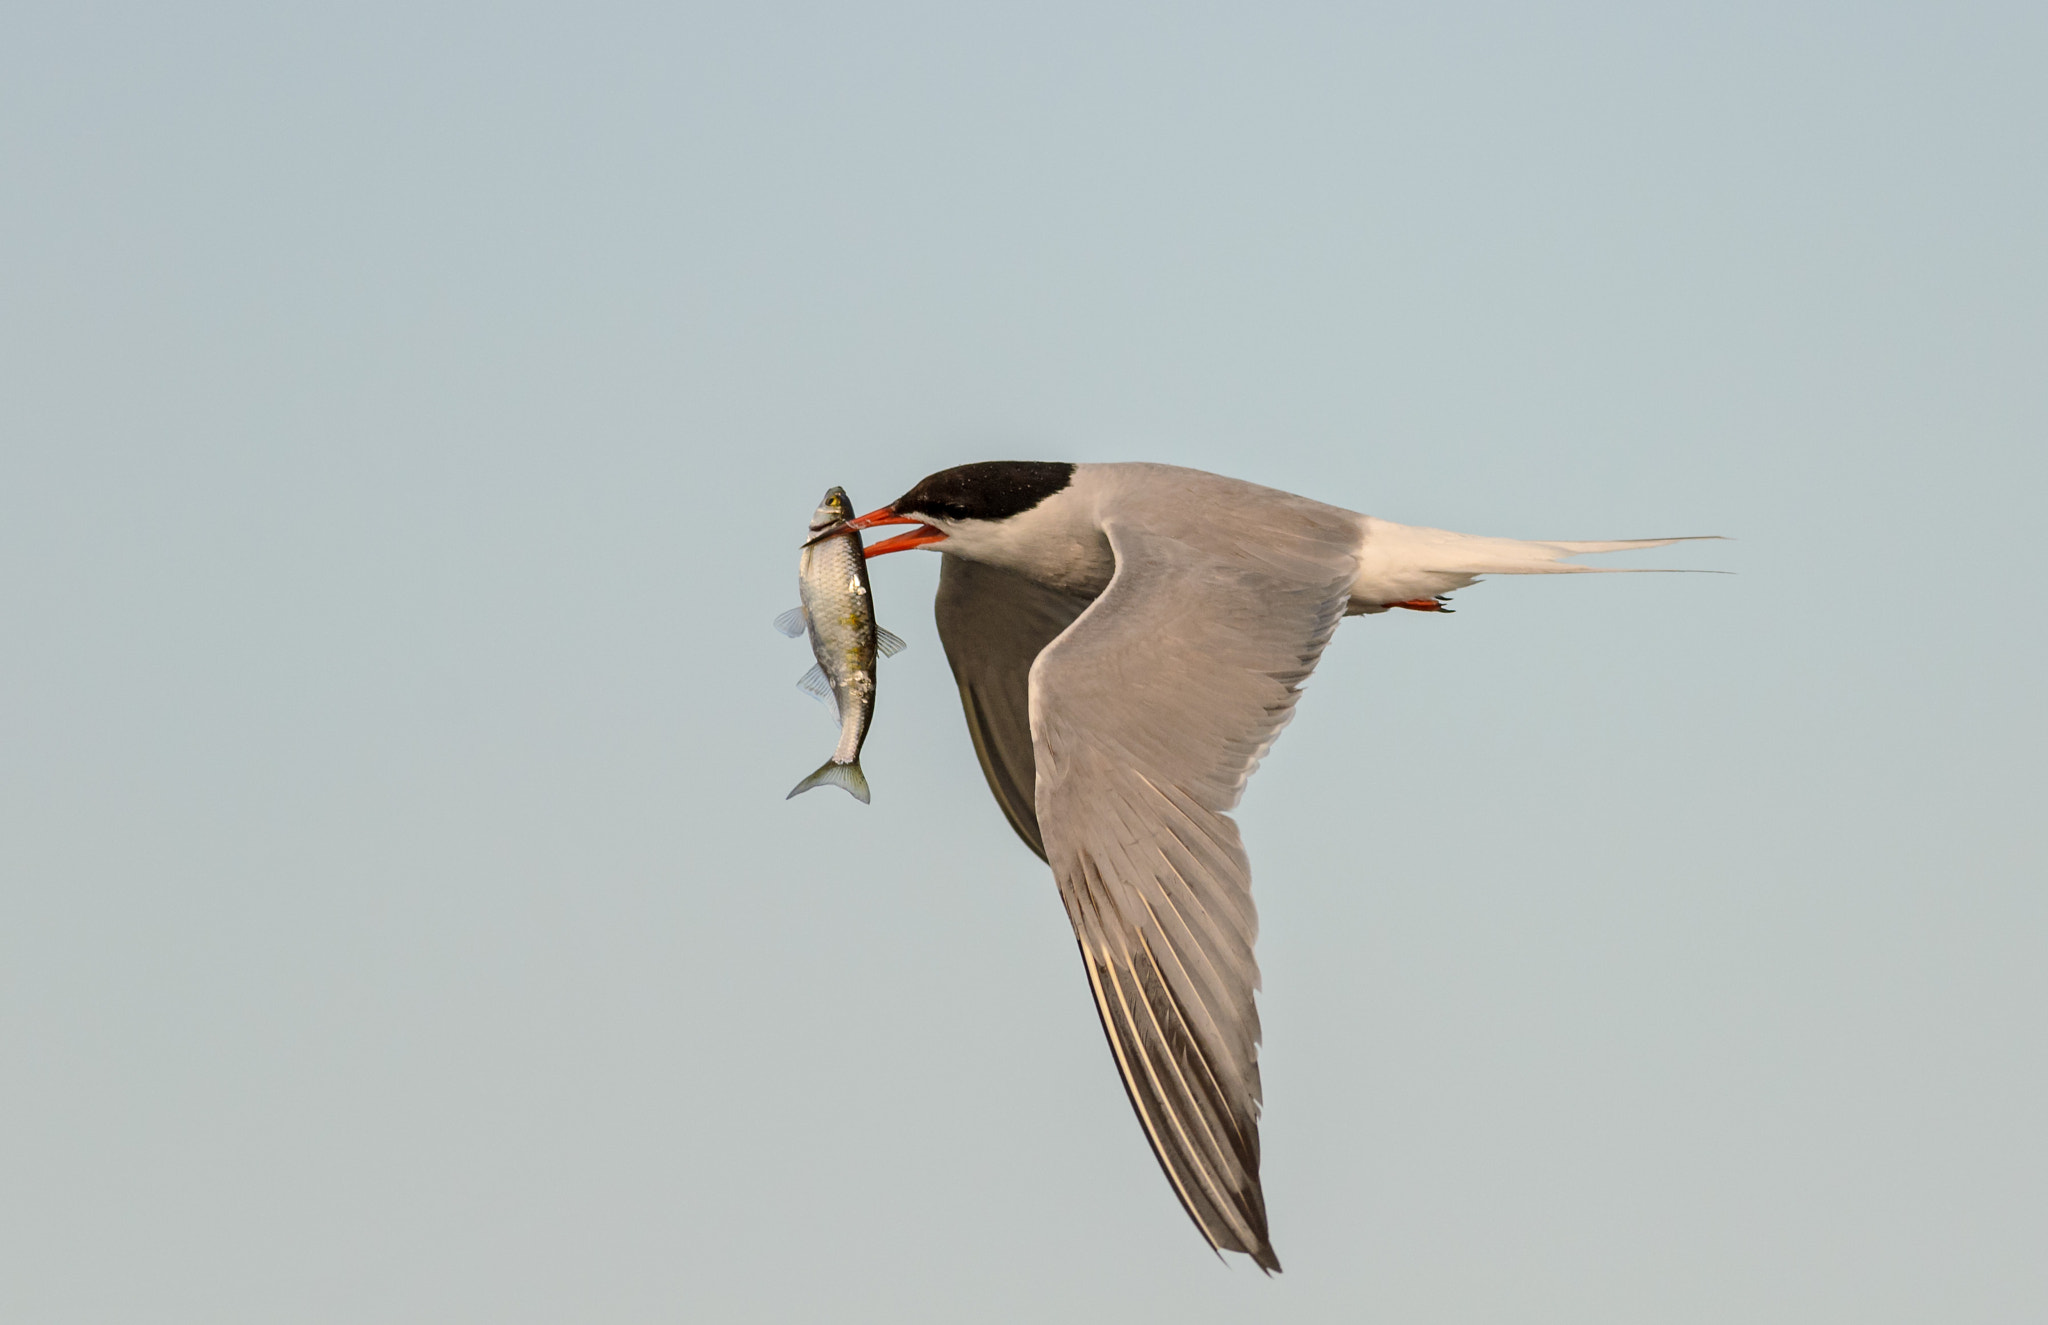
[774,486,905,802]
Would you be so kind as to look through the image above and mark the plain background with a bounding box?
[3,3,2042,1321]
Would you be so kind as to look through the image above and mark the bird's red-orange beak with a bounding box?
[844,507,948,558]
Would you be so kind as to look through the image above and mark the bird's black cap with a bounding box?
[891,461,1076,524]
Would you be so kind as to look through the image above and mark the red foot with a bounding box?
[1392,597,1454,613]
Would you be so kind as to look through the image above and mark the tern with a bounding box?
[818,460,1708,1272]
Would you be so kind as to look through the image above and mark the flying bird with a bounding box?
[818,460,1708,1272]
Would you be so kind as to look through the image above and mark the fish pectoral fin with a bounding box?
[772,606,807,637]
[795,664,837,711]
[876,626,907,657]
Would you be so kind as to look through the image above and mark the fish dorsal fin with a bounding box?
[876,626,907,657]
[772,606,807,637]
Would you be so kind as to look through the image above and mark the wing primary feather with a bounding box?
[1068,851,1275,1264]
[1103,910,1229,1209]
[1132,890,1258,1155]
[1126,922,1263,1226]
[1067,872,1230,1250]
[1090,937,1235,1252]
[1096,785,1258,1097]
[1075,936,1221,1247]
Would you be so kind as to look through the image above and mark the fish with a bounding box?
[774,486,905,802]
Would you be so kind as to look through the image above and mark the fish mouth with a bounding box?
[803,506,949,558]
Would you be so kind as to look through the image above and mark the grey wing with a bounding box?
[933,557,1094,861]
[1031,517,1358,1273]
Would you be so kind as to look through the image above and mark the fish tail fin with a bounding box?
[786,758,870,804]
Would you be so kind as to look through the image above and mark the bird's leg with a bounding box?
[1391,596,1454,613]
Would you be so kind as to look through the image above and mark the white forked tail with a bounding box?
[1349,516,1721,612]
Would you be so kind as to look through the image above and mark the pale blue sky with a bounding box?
[3,3,2043,1321]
